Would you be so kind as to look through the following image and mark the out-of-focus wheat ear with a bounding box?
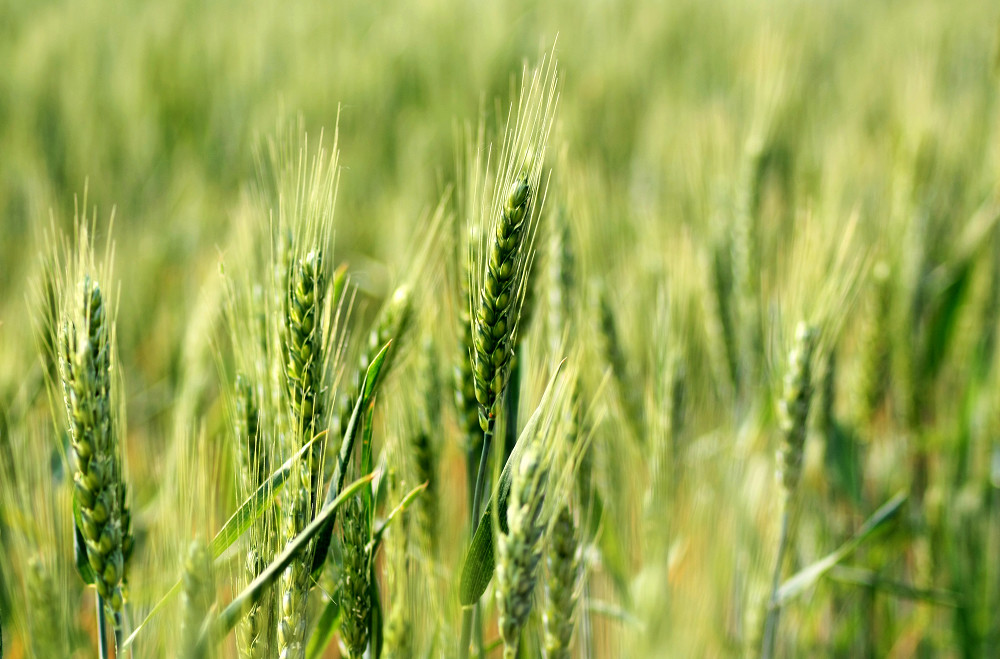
[647,349,686,527]
[332,284,413,444]
[818,345,836,433]
[60,276,129,612]
[762,322,817,659]
[776,323,817,498]
[596,284,644,440]
[233,372,276,659]
[547,206,576,353]
[543,505,579,659]
[381,605,412,659]
[856,261,892,425]
[456,246,485,511]
[731,140,765,392]
[27,556,72,657]
[496,441,549,659]
[411,336,440,552]
[36,245,63,388]
[181,540,216,659]
[710,236,741,392]
[339,495,372,659]
[411,429,437,552]
[235,373,266,490]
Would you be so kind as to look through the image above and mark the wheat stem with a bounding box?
[97,593,109,659]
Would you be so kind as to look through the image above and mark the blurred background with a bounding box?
[1,0,996,414]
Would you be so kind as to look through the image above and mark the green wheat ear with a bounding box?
[473,177,532,436]
[27,556,72,657]
[776,322,817,497]
[496,440,549,659]
[762,321,818,659]
[279,249,328,659]
[411,335,440,552]
[233,372,276,659]
[60,276,130,610]
[340,494,372,659]
[857,261,892,424]
[181,539,216,659]
[285,250,326,445]
[543,505,579,659]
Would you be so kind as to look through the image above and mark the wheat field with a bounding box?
[1,0,1000,657]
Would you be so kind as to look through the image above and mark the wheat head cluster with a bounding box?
[2,2,1000,657]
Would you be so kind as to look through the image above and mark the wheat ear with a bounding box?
[496,441,549,658]
[278,250,327,659]
[761,322,817,659]
[60,276,131,611]
[339,495,372,658]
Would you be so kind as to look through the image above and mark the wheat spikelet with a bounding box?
[181,540,216,659]
[233,373,276,659]
[60,275,131,610]
[776,323,817,496]
[857,261,892,423]
[547,206,575,353]
[278,251,327,659]
[340,495,371,658]
[497,441,549,658]
[472,177,533,437]
[26,556,72,658]
[543,505,579,659]
[761,321,818,659]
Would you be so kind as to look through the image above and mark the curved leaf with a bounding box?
[459,364,565,606]
[211,473,375,642]
[310,341,391,577]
